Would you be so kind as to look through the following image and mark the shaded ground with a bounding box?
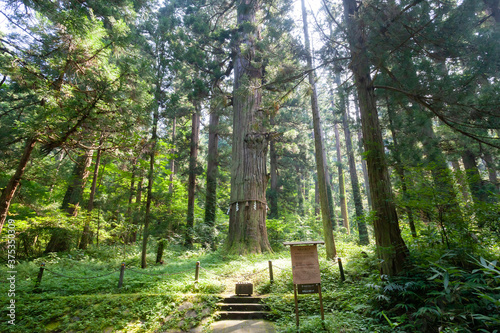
[209,320,276,333]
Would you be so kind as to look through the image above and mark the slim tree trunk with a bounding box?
[323,137,337,231]
[186,106,201,247]
[334,122,350,233]
[61,149,93,216]
[132,173,144,243]
[0,137,37,234]
[386,100,417,238]
[302,0,336,259]
[296,166,305,216]
[225,0,272,254]
[136,175,144,207]
[343,0,408,275]
[341,88,369,244]
[204,105,219,248]
[420,116,463,222]
[142,105,159,269]
[127,164,137,220]
[49,151,65,199]
[484,0,500,22]
[451,159,470,202]
[126,158,138,243]
[79,145,103,249]
[169,117,176,194]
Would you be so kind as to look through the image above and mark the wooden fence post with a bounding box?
[338,257,346,281]
[34,262,45,291]
[195,261,200,283]
[118,262,125,288]
[268,260,274,284]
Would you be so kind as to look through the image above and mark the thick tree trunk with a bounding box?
[61,149,93,216]
[481,151,499,193]
[225,0,272,254]
[79,145,102,249]
[301,0,336,259]
[323,144,337,231]
[186,106,201,247]
[354,97,372,211]
[343,0,408,275]
[334,122,350,233]
[314,178,320,216]
[0,137,37,234]
[141,105,159,269]
[462,148,493,204]
[204,105,219,248]
[269,134,279,219]
[341,89,369,244]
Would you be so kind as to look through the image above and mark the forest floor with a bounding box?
[1,232,499,332]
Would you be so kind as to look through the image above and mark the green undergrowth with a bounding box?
[1,233,499,332]
[263,233,393,332]
[0,240,287,332]
[262,232,500,333]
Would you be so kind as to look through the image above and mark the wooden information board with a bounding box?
[284,241,325,327]
[290,244,321,285]
[297,283,319,294]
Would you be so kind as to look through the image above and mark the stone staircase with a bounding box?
[216,296,271,320]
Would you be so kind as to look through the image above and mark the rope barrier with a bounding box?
[126,267,193,277]
[320,260,339,272]
[237,267,269,281]
[199,266,224,280]
[44,267,119,279]
[273,265,292,272]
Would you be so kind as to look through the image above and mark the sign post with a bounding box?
[283,241,325,328]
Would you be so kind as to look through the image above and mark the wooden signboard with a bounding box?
[290,244,321,285]
[297,283,319,294]
[284,241,325,327]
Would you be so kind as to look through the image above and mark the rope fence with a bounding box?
[30,258,347,293]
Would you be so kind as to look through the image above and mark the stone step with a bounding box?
[215,310,272,320]
[218,303,269,312]
[222,296,265,304]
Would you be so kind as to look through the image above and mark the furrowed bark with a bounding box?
[225,0,272,254]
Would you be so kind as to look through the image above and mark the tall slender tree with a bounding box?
[342,0,408,275]
[185,104,201,247]
[333,122,349,233]
[338,80,369,243]
[141,103,159,269]
[203,99,220,248]
[301,0,336,259]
